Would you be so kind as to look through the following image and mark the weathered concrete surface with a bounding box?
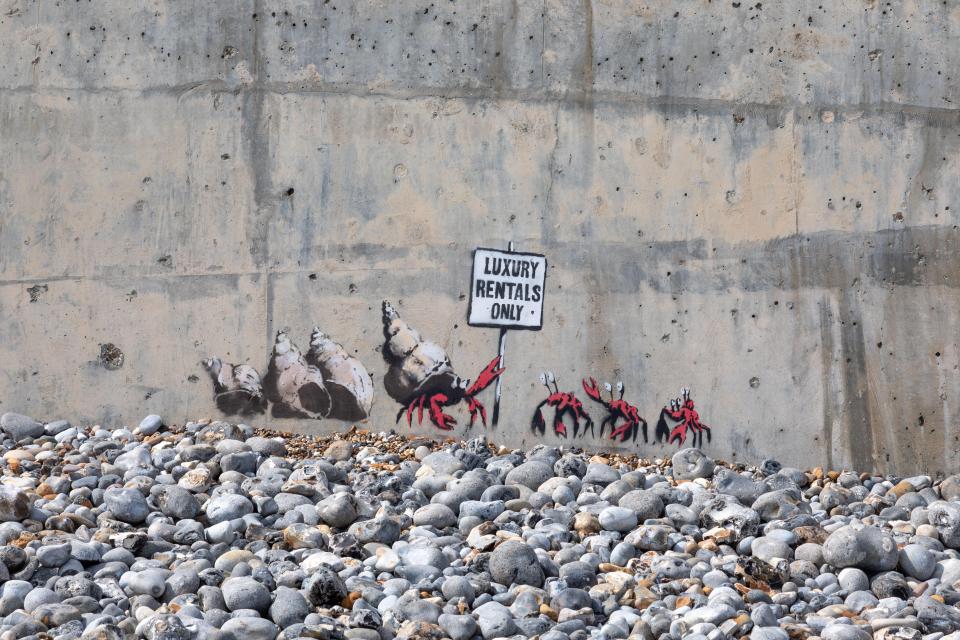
[1,1,959,474]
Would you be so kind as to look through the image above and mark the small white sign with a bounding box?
[468,248,546,330]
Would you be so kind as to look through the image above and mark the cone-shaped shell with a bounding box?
[202,357,267,416]
[381,300,456,402]
[263,331,331,419]
[382,300,423,360]
[306,328,374,421]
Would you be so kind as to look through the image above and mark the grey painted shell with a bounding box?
[381,300,455,402]
[263,331,331,419]
[306,328,374,421]
[202,357,267,416]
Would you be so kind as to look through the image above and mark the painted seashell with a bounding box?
[202,356,267,416]
[306,328,374,421]
[263,330,331,419]
[381,300,456,402]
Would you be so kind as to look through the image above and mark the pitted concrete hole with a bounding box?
[99,343,124,370]
[27,284,48,302]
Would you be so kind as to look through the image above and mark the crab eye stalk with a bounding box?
[538,372,547,386]
[547,371,556,383]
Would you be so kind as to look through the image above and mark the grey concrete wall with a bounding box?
[1,0,959,474]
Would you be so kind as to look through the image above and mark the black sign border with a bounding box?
[467,246,547,332]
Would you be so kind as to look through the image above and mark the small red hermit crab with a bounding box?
[395,355,504,431]
[531,371,593,438]
[582,378,648,443]
[654,387,711,447]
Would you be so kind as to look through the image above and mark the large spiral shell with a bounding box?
[306,328,374,421]
[263,330,331,419]
[381,300,456,402]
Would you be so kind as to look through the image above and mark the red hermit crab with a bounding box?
[395,355,504,431]
[582,378,648,443]
[531,372,593,438]
[382,300,504,431]
[654,387,711,447]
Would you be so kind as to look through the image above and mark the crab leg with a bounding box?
[531,403,548,435]
[609,418,634,442]
[669,422,688,446]
[428,393,456,430]
[467,397,488,427]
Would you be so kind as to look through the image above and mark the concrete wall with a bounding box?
[1,0,959,474]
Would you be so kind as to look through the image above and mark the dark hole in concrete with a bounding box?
[99,343,124,370]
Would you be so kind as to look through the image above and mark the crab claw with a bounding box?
[466,355,505,396]
[581,377,602,402]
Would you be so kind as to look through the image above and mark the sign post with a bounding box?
[468,243,547,427]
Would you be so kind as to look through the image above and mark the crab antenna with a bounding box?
[547,372,559,394]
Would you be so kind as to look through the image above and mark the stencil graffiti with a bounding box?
[531,371,593,438]
[264,330,331,419]
[655,387,711,447]
[204,329,373,421]
[306,328,375,421]
[203,357,268,417]
[582,378,648,443]
[382,300,504,430]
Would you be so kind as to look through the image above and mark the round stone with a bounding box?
[103,488,150,524]
[489,540,544,587]
[899,543,935,580]
[303,564,347,606]
[0,486,30,522]
[505,461,554,490]
[672,448,716,480]
[413,503,457,529]
[204,494,254,524]
[221,577,270,613]
[599,506,638,532]
[155,486,200,520]
[822,524,898,571]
